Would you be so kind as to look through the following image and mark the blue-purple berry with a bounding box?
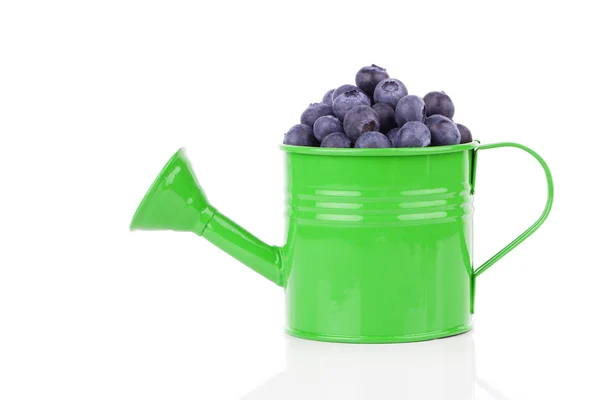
[333,84,361,101]
[392,121,431,148]
[343,105,380,142]
[283,124,318,146]
[395,95,426,127]
[429,118,461,146]
[321,132,352,148]
[456,123,473,143]
[424,91,455,119]
[313,115,343,142]
[354,131,391,148]
[425,114,450,129]
[300,103,332,127]
[322,89,335,106]
[355,65,389,97]
[332,89,371,121]
[373,78,408,108]
[372,103,396,134]
[386,127,401,144]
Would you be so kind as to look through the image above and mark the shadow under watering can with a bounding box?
[130,142,553,343]
[242,331,509,400]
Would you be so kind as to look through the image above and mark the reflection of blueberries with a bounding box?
[424,91,455,119]
[373,78,408,108]
[300,103,333,127]
[343,105,381,142]
[355,65,389,97]
[395,95,426,127]
[332,90,371,121]
[429,119,461,146]
[372,103,396,134]
[392,121,431,148]
[322,89,335,106]
[355,131,391,148]
[314,115,343,142]
[456,124,473,143]
[386,127,401,144]
[321,132,352,148]
[283,124,319,147]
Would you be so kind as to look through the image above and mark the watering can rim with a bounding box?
[281,140,479,156]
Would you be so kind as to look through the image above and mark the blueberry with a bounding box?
[321,132,352,148]
[314,115,343,142]
[283,124,319,146]
[332,89,371,121]
[355,131,391,148]
[322,89,335,106]
[355,64,389,97]
[392,121,431,148]
[386,127,401,144]
[343,105,381,142]
[456,123,473,143]
[333,84,361,101]
[300,103,333,127]
[424,114,450,129]
[373,78,408,108]
[424,91,455,119]
[372,103,396,134]
[428,119,461,146]
[395,95,426,127]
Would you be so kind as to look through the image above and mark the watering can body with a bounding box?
[130,142,553,343]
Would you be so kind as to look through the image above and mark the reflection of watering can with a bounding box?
[242,331,509,400]
[130,142,553,343]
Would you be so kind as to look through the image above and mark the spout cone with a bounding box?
[130,148,214,235]
[130,147,283,286]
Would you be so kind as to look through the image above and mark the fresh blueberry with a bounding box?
[342,105,380,142]
[424,91,455,119]
[283,124,319,146]
[355,131,391,148]
[300,103,332,127]
[392,121,431,148]
[313,115,343,142]
[332,89,371,121]
[428,118,461,146]
[424,114,451,129]
[322,88,335,106]
[395,95,426,127]
[386,127,401,144]
[355,64,389,97]
[373,78,408,108]
[372,103,396,134]
[333,84,361,101]
[321,132,352,148]
[456,123,473,143]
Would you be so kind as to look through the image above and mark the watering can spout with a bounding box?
[130,148,284,287]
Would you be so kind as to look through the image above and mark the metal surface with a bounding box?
[473,142,554,278]
[130,141,553,343]
[130,149,284,286]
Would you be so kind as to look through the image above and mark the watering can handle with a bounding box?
[473,142,554,278]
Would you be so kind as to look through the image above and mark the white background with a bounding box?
[1,1,598,399]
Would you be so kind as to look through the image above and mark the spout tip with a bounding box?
[128,220,137,232]
[129,200,148,232]
[128,146,211,233]
[129,147,187,232]
[176,146,187,158]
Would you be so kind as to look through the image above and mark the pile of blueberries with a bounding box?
[283,65,473,148]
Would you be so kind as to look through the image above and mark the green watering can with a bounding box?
[130,141,553,343]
